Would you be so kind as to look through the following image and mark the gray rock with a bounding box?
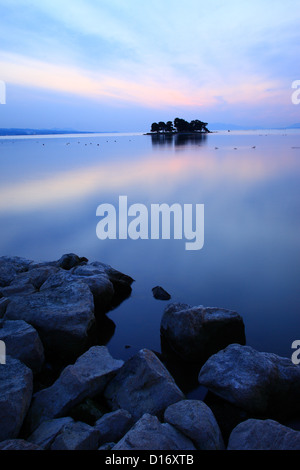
[161,303,245,362]
[0,356,33,441]
[50,421,100,450]
[227,419,300,450]
[104,349,185,421]
[0,320,44,373]
[4,276,95,357]
[95,409,133,446]
[198,343,300,418]
[0,439,43,450]
[113,413,196,450]
[56,253,88,270]
[26,346,123,433]
[152,286,171,300]
[164,399,224,450]
[27,417,74,449]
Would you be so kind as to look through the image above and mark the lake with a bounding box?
[0,129,299,397]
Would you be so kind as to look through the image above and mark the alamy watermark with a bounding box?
[291,80,300,105]
[291,340,300,365]
[0,340,6,364]
[0,80,6,104]
[96,196,204,251]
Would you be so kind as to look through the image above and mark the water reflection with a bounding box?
[151,133,208,147]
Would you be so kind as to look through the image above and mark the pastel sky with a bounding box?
[0,0,299,131]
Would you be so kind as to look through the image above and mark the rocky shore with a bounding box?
[0,254,299,450]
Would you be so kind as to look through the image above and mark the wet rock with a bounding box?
[104,349,185,421]
[227,419,300,450]
[95,409,133,446]
[164,399,224,450]
[0,320,44,373]
[198,344,300,419]
[160,303,245,363]
[26,346,123,433]
[0,356,33,441]
[27,417,74,449]
[50,421,100,450]
[152,286,171,301]
[113,413,196,450]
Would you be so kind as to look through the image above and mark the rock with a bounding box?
[56,253,88,270]
[161,303,245,363]
[227,419,300,450]
[0,439,43,450]
[4,276,95,357]
[95,409,133,446]
[0,320,44,373]
[198,344,300,418]
[113,413,196,450]
[0,256,33,287]
[27,417,74,449]
[26,346,123,433]
[152,286,171,300]
[163,399,224,450]
[104,349,185,421]
[0,356,33,441]
[50,421,100,450]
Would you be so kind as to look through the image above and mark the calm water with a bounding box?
[0,130,299,395]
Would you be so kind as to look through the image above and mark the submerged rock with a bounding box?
[227,419,300,450]
[198,343,300,419]
[0,356,33,441]
[152,286,171,301]
[160,302,245,363]
[26,346,123,433]
[104,349,185,421]
[113,413,196,450]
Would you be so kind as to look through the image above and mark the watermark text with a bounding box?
[0,340,6,364]
[291,80,300,105]
[291,340,300,365]
[0,80,6,104]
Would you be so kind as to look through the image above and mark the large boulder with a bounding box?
[227,419,300,450]
[164,400,224,450]
[26,346,123,433]
[160,303,245,363]
[4,277,95,357]
[104,349,185,421]
[0,256,33,287]
[50,421,100,450]
[0,356,33,441]
[198,344,300,419]
[0,320,44,373]
[113,413,196,450]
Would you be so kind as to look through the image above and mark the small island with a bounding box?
[146,117,211,134]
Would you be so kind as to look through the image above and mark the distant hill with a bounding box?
[0,128,95,136]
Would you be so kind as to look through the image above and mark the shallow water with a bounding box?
[0,129,299,396]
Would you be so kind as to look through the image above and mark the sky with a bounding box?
[0,0,300,131]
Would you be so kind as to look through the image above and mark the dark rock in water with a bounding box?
[56,253,88,270]
[112,413,196,450]
[198,343,300,419]
[160,302,245,363]
[164,399,224,450]
[104,349,185,422]
[152,286,171,300]
[0,356,33,441]
[227,419,300,450]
